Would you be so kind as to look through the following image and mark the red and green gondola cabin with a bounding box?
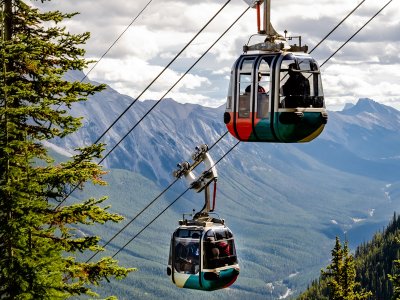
[224,52,328,142]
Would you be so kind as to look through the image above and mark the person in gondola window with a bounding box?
[282,63,310,108]
[245,72,265,93]
[215,232,230,257]
[175,239,199,274]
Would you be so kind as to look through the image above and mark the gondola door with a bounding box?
[230,56,256,141]
[252,55,276,141]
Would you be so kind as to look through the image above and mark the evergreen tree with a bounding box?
[0,1,134,299]
[321,237,371,300]
[322,237,345,299]
[342,241,372,299]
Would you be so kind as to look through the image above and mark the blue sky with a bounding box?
[35,0,400,111]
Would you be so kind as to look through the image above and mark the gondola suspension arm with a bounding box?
[173,144,218,213]
[242,0,307,53]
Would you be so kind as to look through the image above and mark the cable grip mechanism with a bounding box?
[172,144,218,213]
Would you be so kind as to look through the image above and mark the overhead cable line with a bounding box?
[81,0,155,82]
[98,6,250,164]
[87,131,229,262]
[86,177,179,262]
[91,0,232,146]
[98,0,393,259]
[54,0,235,209]
[308,0,367,54]
[320,0,393,68]
[54,0,155,113]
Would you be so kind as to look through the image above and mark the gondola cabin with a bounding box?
[167,216,239,291]
[224,52,328,142]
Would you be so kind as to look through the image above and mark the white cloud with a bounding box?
[33,0,400,111]
[323,62,400,110]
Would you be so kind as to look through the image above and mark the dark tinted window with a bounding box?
[203,228,237,269]
[174,238,200,274]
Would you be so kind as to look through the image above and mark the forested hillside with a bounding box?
[298,213,400,299]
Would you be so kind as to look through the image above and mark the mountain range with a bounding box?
[52,71,400,299]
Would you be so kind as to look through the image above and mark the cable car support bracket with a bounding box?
[242,0,308,53]
[173,144,219,221]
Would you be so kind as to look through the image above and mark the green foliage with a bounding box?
[0,1,134,299]
[299,214,400,300]
[307,237,372,300]
[323,237,345,299]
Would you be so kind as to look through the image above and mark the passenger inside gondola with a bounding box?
[282,63,310,108]
[214,232,228,256]
[205,236,220,269]
[174,233,200,274]
[245,72,265,93]
[203,229,238,269]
